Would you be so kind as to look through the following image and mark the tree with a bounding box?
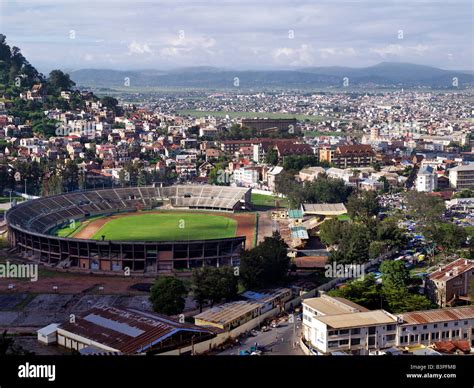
[240,249,265,290]
[328,275,382,310]
[137,170,148,186]
[0,330,32,355]
[191,266,238,311]
[369,241,387,260]
[378,176,390,193]
[191,268,208,313]
[424,222,467,255]
[376,218,406,250]
[371,161,381,172]
[240,232,289,289]
[319,218,347,246]
[404,191,444,222]
[100,96,119,111]
[47,70,75,94]
[217,266,239,303]
[304,176,352,204]
[339,224,371,264]
[453,189,473,199]
[380,260,410,290]
[384,289,433,313]
[60,160,79,192]
[149,277,187,315]
[282,155,320,171]
[265,149,279,165]
[380,260,433,313]
[346,191,380,220]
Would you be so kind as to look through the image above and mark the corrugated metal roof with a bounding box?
[400,306,474,325]
[288,209,304,219]
[302,203,347,215]
[58,304,214,354]
[290,226,309,239]
[194,301,262,326]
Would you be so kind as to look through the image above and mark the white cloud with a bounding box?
[127,41,152,55]
[370,44,431,58]
[272,44,315,66]
[318,47,356,59]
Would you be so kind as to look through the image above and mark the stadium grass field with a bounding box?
[86,212,238,241]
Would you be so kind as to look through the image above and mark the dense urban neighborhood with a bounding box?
[0,23,473,363]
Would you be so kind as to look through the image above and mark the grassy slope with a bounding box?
[90,213,237,241]
[251,193,289,208]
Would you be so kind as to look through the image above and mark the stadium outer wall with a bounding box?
[6,185,251,276]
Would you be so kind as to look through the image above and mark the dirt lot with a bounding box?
[0,271,149,294]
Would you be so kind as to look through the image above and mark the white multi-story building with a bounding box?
[233,167,259,188]
[302,295,398,355]
[302,295,474,355]
[416,165,438,192]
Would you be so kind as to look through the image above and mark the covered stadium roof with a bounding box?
[301,203,347,216]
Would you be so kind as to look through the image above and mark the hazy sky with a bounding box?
[1,0,472,72]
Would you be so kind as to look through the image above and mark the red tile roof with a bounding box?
[336,144,375,156]
[433,340,471,353]
[276,143,313,156]
[295,256,328,269]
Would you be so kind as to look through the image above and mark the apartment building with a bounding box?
[319,145,375,169]
[416,165,438,192]
[426,258,474,307]
[449,164,474,189]
[233,166,260,187]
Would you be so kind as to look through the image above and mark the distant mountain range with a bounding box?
[69,62,474,89]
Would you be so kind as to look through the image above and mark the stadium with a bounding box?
[6,185,253,276]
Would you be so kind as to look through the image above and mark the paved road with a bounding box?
[218,320,304,356]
